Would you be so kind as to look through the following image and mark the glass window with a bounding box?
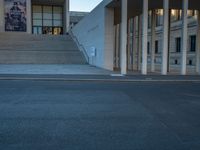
[43,20,53,26]
[32,5,42,22]
[176,37,181,53]
[33,20,42,26]
[190,35,196,52]
[171,9,182,22]
[53,14,62,20]
[148,11,152,29]
[155,40,159,54]
[155,9,163,26]
[53,6,62,14]
[53,20,62,26]
[32,5,63,34]
[43,6,52,19]
[147,42,150,54]
[32,5,42,13]
[33,13,42,19]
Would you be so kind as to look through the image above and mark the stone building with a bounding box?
[72,0,200,75]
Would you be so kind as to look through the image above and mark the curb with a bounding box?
[0,77,200,82]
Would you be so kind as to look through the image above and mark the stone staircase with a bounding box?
[0,32,87,64]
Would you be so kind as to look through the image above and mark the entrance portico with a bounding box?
[108,0,200,75]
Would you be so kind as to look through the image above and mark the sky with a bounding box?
[70,0,103,12]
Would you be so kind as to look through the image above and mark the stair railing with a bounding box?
[69,30,89,63]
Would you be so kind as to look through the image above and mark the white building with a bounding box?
[72,0,200,75]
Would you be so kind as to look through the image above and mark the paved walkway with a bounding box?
[0,64,113,75]
[0,65,199,82]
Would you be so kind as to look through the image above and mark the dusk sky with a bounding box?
[70,0,103,12]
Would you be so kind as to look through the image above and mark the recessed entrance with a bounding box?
[32,5,63,35]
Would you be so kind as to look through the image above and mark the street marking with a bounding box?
[182,93,200,98]
[110,74,124,77]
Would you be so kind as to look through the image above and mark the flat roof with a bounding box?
[108,0,200,18]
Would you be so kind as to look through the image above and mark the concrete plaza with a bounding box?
[0,64,113,75]
[0,80,200,150]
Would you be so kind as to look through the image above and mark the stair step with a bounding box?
[0,33,87,64]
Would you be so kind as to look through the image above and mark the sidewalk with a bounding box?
[0,64,199,82]
[0,64,113,75]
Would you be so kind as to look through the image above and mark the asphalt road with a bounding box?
[0,80,200,150]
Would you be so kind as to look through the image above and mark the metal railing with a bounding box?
[69,30,89,63]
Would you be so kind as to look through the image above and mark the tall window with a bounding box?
[155,9,163,26]
[155,40,159,54]
[176,37,181,52]
[148,11,152,29]
[32,5,63,35]
[171,10,182,22]
[188,10,198,18]
[147,42,150,54]
[190,35,196,52]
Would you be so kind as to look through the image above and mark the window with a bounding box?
[32,5,63,35]
[155,40,159,54]
[148,11,152,29]
[147,42,150,54]
[155,9,163,26]
[176,37,181,52]
[190,35,196,52]
[188,10,198,18]
[171,9,182,22]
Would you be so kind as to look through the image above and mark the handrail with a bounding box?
[69,30,89,63]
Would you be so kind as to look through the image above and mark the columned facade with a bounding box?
[112,0,200,75]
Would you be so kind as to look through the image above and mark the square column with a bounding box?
[104,8,114,70]
[181,0,188,75]
[196,11,200,74]
[161,0,169,75]
[26,0,32,34]
[133,17,138,70]
[120,0,128,75]
[151,10,156,72]
[137,15,142,71]
[0,0,4,32]
[141,0,148,75]
[64,0,70,33]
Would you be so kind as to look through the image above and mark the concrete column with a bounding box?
[133,17,137,70]
[127,19,131,70]
[151,10,156,72]
[26,0,32,34]
[64,0,70,33]
[104,8,114,70]
[138,15,142,71]
[161,0,169,75]
[0,0,4,32]
[181,0,188,75]
[196,11,200,74]
[120,0,128,75]
[141,0,148,75]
